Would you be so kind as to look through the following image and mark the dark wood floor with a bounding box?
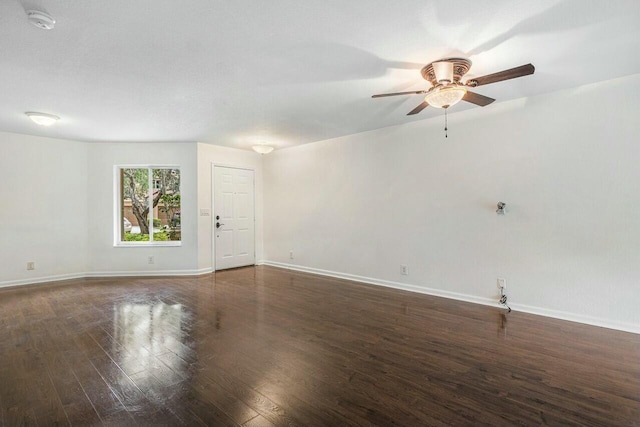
[0,266,638,426]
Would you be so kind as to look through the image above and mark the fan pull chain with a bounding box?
[444,107,448,138]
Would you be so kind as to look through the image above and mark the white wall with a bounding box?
[0,132,89,286]
[263,73,640,333]
[87,142,199,274]
[196,143,264,271]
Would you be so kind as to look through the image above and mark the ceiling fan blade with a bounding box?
[467,64,535,87]
[372,90,426,98]
[462,91,495,106]
[407,101,429,115]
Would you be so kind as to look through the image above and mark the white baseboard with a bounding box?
[0,273,87,289]
[0,268,214,289]
[262,260,502,307]
[506,302,639,335]
[261,261,639,335]
[86,267,214,278]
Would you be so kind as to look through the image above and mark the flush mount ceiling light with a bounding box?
[26,10,56,30]
[25,112,60,126]
[252,144,274,154]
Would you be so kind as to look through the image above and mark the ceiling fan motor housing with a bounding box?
[421,58,471,85]
[26,10,56,30]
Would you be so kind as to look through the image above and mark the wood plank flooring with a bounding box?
[0,265,638,426]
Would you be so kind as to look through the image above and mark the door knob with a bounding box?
[216,222,224,229]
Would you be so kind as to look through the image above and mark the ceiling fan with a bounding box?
[372,58,535,115]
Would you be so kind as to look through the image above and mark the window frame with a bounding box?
[113,164,182,247]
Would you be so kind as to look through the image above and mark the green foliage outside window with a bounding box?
[123,232,169,242]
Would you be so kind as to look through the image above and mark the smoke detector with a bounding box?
[26,10,56,30]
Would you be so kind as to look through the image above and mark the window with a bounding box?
[116,166,181,245]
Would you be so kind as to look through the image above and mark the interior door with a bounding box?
[214,166,255,270]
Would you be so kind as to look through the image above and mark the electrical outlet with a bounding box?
[289,250,294,260]
[401,265,409,275]
[26,262,35,270]
[148,256,154,265]
[497,277,506,290]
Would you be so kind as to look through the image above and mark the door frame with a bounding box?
[211,163,256,271]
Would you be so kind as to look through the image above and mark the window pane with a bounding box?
[121,168,150,241]
[154,169,181,241]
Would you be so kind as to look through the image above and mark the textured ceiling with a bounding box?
[0,0,639,149]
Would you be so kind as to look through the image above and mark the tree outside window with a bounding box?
[119,167,181,243]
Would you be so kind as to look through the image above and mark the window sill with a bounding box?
[114,241,182,248]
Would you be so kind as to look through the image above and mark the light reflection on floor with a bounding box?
[113,302,186,378]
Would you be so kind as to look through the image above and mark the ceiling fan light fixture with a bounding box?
[425,85,467,109]
[25,112,60,126]
[252,144,274,154]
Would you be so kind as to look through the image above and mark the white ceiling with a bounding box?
[1,0,639,149]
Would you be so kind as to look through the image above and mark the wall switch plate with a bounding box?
[148,256,154,264]
[497,277,506,290]
[27,262,35,270]
[199,209,210,216]
[289,250,294,259]
[401,265,409,275]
